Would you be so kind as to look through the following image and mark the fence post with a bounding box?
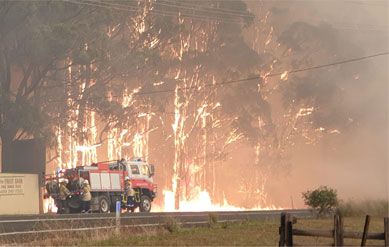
[334,213,344,246]
[361,215,370,246]
[384,217,389,247]
[333,214,337,246]
[339,213,344,246]
[279,212,286,246]
[286,214,293,246]
[115,201,121,235]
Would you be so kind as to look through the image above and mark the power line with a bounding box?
[131,51,389,96]
[330,21,388,29]
[266,0,387,7]
[65,0,249,24]
[79,0,254,19]
[341,0,388,6]
[159,0,255,16]
[66,0,389,35]
[275,16,388,32]
[334,28,388,33]
[45,51,389,103]
[153,0,254,18]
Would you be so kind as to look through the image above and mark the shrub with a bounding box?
[164,217,181,233]
[302,186,338,216]
[208,213,218,227]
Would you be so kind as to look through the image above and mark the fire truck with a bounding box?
[45,158,157,213]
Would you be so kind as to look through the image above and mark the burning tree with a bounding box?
[0,0,369,210]
[0,1,106,166]
[225,2,367,207]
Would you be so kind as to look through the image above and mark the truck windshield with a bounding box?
[130,165,139,175]
[140,165,150,177]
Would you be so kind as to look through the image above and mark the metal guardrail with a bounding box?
[0,209,313,238]
[0,220,241,237]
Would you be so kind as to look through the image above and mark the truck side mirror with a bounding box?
[149,164,155,177]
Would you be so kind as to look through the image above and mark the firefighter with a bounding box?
[80,180,92,213]
[125,176,135,208]
[58,179,71,214]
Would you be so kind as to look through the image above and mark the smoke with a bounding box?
[246,0,388,207]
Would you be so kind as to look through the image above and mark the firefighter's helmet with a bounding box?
[125,176,130,180]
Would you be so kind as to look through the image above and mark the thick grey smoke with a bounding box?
[245,0,388,207]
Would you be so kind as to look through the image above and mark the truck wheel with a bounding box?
[57,201,70,214]
[61,205,70,214]
[98,195,110,213]
[139,195,151,212]
[63,207,70,214]
[110,203,117,213]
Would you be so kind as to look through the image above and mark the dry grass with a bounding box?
[338,199,388,217]
[83,220,280,246]
[1,216,386,246]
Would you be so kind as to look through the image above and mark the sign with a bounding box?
[0,176,24,196]
[115,201,121,235]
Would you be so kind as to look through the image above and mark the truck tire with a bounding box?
[63,206,70,214]
[110,203,117,213]
[61,204,70,214]
[67,196,80,210]
[139,195,151,212]
[98,195,110,213]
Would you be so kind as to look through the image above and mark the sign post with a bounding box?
[115,201,121,235]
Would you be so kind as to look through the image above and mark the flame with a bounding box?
[76,143,102,152]
[280,71,289,81]
[133,133,144,158]
[45,3,302,212]
[153,81,165,86]
[296,107,314,117]
[159,189,277,212]
[43,197,57,213]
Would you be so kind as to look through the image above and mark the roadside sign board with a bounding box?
[0,176,24,196]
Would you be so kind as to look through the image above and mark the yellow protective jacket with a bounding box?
[59,183,71,200]
[125,180,135,196]
[81,184,92,201]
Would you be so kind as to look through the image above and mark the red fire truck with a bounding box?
[45,158,157,213]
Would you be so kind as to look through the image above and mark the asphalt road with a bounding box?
[0,209,313,237]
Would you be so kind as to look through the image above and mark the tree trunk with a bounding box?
[174,179,180,210]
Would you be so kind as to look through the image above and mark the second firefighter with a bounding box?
[80,179,91,213]
[125,176,135,207]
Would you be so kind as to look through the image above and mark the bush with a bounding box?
[302,186,338,216]
[208,213,218,227]
[164,217,181,233]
